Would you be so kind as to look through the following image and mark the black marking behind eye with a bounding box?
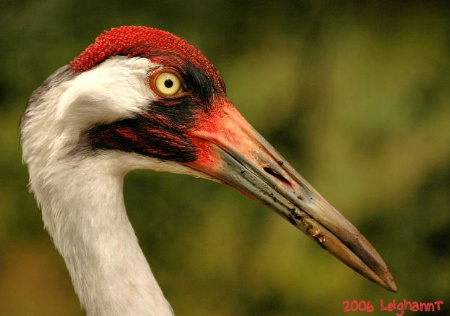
[182,61,221,105]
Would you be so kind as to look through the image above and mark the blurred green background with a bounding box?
[1,1,449,315]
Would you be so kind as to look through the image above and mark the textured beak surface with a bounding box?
[184,99,397,292]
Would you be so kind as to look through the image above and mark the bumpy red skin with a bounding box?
[70,26,222,87]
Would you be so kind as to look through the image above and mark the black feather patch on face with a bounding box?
[87,110,197,162]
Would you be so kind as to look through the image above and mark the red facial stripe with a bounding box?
[181,99,265,200]
[183,99,256,173]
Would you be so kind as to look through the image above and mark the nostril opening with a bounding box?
[263,167,291,185]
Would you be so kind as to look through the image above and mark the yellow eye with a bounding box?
[152,71,183,97]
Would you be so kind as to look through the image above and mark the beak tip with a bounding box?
[366,265,397,292]
[383,276,398,293]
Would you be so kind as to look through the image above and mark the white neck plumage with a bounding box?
[31,154,174,316]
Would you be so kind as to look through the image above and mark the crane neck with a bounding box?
[30,154,174,316]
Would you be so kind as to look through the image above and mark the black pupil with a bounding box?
[164,79,174,88]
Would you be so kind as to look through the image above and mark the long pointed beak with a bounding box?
[184,99,397,292]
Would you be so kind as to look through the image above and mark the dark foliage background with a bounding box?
[1,1,449,315]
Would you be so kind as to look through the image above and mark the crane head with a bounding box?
[22,26,396,292]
